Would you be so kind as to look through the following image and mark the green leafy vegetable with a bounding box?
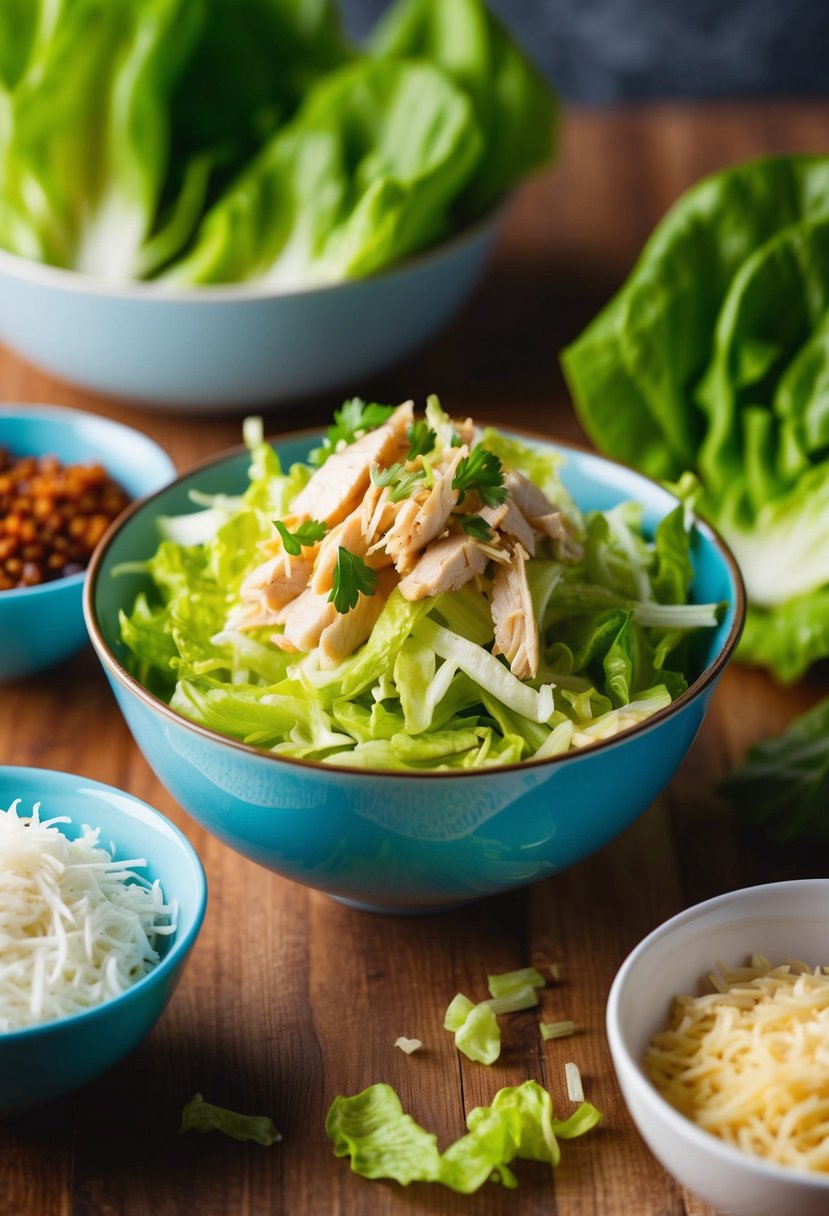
[118,409,718,770]
[273,518,328,555]
[719,696,829,843]
[460,515,493,541]
[562,154,829,680]
[370,462,426,502]
[487,967,546,999]
[454,1002,501,1065]
[326,1081,600,1193]
[540,1020,575,1041]
[452,444,507,507]
[180,1093,281,1145]
[406,420,437,461]
[329,548,378,615]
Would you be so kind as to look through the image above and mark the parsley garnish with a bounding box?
[406,421,436,461]
[328,547,378,614]
[452,444,507,508]
[309,398,395,467]
[273,518,328,556]
[370,463,426,503]
[460,515,493,541]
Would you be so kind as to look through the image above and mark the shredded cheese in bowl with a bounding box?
[0,799,177,1032]
[645,955,829,1173]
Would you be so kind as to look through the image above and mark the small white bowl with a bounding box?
[0,206,503,411]
[607,880,829,1216]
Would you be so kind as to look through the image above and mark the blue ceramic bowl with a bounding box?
[0,208,502,411]
[0,405,175,680]
[0,766,206,1115]
[84,431,744,913]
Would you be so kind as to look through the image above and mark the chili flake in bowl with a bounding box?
[0,405,174,680]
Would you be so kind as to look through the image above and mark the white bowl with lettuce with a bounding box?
[84,399,743,912]
[0,0,555,409]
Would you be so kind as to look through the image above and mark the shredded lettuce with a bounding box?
[118,415,717,770]
[326,1081,600,1193]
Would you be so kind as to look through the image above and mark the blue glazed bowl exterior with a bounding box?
[86,433,744,913]
[0,406,175,680]
[0,767,206,1114]
[0,209,501,411]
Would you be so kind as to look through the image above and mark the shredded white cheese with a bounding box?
[0,800,177,1032]
[645,956,829,1172]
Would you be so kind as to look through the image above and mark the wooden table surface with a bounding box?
[2,102,828,1216]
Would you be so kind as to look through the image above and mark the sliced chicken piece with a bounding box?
[385,444,467,570]
[454,416,478,447]
[310,507,393,595]
[240,552,315,607]
[531,512,584,561]
[504,470,582,560]
[388,399,415,444]
[490,544,539,680]
[272,587,337,653]
[290,423,399,526]
[318,570,397,669]
[399,532,487,601]
[480,496,536,556]
[225,599,281,632]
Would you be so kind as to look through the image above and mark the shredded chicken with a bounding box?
[481,496,536,556]
[490,543,539,679]
[318,570,397,668]
[309,507,392,595]
[399,532,488,601]
[504,470,583,560]
[272,587,337,653]
[384,444,467,570]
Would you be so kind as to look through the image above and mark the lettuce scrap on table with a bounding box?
[325,1080,600,1192]
[562,154,829,684]
[0,0,555,287]
[117,397,720,772]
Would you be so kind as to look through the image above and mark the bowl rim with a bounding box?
[0,198,506,305]
[83,424,746,779]
[0,765,207,1042]
[606,877,829,1190]
[0,402,176,602]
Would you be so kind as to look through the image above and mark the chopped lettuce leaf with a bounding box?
[455,1002,501,1065]
[326,1081,600,1193]
[180,1093,281,1146]
[487,968,546,998]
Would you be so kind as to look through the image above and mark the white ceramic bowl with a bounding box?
[0,207,503,411]
[607,880,829,1216]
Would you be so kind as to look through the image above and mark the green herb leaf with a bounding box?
[180,1094,281,1146]
[406,420,436,461]
[310,399,395,467]
[273,518,328,556]
[370,463,426,503]
[329,547,379,615]
[460,515,493,541]
[452,445,507,507]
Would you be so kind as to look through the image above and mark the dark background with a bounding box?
[343,0,829,102]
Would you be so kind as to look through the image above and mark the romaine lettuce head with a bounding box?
[562,154,829,680]
[163,58,482,288]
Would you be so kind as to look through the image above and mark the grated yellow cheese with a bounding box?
[645,957,829,1173]
[0,799,177,1031]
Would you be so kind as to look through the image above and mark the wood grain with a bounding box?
[1,102,828,1216]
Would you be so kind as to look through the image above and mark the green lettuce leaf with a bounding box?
[164,58,482,287]
[369,0,556,216]
[326,1081,600,1193]
[180,1093,281,1145]
[719,696,829,843]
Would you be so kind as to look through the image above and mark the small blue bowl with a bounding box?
[84,431,744,914]
[0,405,175,680]
[0,766,206,1115]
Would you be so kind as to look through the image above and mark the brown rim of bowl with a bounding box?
[83,425,747,780]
